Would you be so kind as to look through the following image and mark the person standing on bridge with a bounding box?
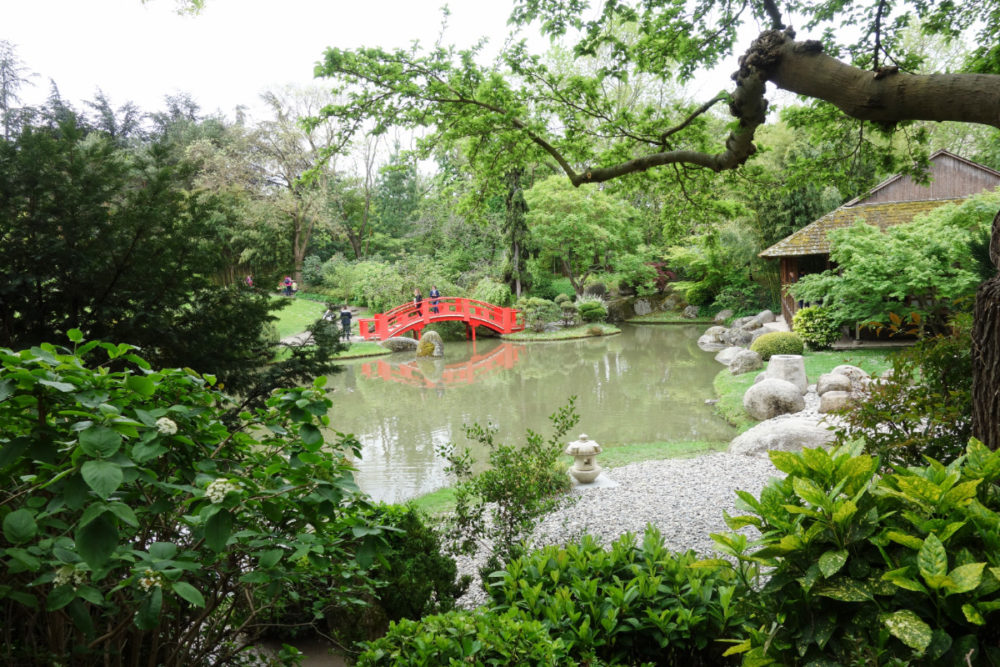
[413,288,423,314]
[429,285,440,313]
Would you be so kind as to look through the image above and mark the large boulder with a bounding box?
[752,309,776,325]
[381,336,419,352]
[743,378,805,420]
[419,330,444,357]
[765,354,808,394]
[682,305,700,319]
[722,328,755,346]
[816,372,852,395]
[714,309,734,324]
[663,294,684,311]
[729,349,763,375]
[634,298,652,316]
[819,390,853,414]
[731,316,756,329]
[697,335,726,351]
[831,364,870,388]
[715,346,745,365]
[703,325,728,341]
[730,417,836,457]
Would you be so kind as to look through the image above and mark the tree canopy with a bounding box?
[315,0,999,201]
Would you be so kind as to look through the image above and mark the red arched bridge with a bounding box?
[357,296,525,341]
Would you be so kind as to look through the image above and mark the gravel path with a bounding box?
[454,452,784,609]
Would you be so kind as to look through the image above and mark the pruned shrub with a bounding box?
[717,440,1000,665]
[553,292,571,305]
[559,300,579,326]
[587,325,604,336]
[470,277,513,307]
[583,281,607,298]
[792,305,841,350]
[516,297,561,332]
[491,527,747,666]
[578,300,608,323]
[749,331,804,360]
[356,610,577,666]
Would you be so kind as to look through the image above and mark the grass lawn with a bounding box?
[502,323,621,341]
[271,296,326,339]
[334,341,390,359]
[713,347,896,433]
[626,311,714,324]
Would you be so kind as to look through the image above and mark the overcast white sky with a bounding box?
[4,0,530,118]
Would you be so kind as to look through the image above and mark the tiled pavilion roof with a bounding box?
[758,198,966,258]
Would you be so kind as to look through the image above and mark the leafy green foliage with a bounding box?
[0,337,380,665]
[833,323,973,469]
[716,440,1000,665]
[356,610,578,666]
[491,527,747,666]
[578,300,609,323]
[436,400,577,577]
[470,277,514,307]
[749,331,804,360]
[790,192,1000,332]
[792,305,842,350]
[516,297,563,332]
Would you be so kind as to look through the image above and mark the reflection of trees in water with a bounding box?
[325,324,733,501]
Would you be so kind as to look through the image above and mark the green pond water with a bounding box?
[324,323,736,503]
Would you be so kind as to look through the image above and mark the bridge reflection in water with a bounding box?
[360,342,526,388]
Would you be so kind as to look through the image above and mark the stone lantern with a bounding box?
[565,433,602,484]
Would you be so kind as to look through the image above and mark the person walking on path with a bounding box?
[413,288,423,314]
[282,276,293,296]
[429,285,440,313]
[339,305,353,341]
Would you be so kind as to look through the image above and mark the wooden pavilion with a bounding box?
[760,150,1000,323]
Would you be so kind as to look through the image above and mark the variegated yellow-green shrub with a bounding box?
[715,440,1000,665]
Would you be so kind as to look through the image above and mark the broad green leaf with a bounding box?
[800,447,833,477]
[205,510,233,552]
[257,549,284,569]
[78,503,108,529]
[814,578,873,602]
[149,542,178,561]
[39,379,75,392]
[832,500,858,525]
[882,567,928,593]
[126,375,155,396]
[0,436,30,470]
[724,512,763,529]
[918,533,948,582]
[171,581,205,607]
[135,587,162,630]
[895,476,943,505]
[78,426,122,458]
[46,585,76,611]
[948,562,985,594]
[3,509,37,544]
[131,441,167,464]
[107,502,138,527]
[963,603,985,625]
[836,456,875,495]
[880,609,932,651]
[886,530,923,550]
[792,477,828,508]
[67,328,83,342]
[299,424,322,448]
[818,549,848,578]
[81,460,123,499]
[940,480,981,509]
[76,514,118,570]
[769,450,807,476]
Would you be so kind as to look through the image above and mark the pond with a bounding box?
[324,323,737,503]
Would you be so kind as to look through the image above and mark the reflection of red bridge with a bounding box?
[360,343,526,388]
[357,297,524,341]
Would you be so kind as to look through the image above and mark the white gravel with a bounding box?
[454,452,784,609]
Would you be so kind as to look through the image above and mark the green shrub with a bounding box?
[749,331,804,360]
[491,527,747,666]
[470,277,513,307]
[583,281,607,298]
[0,335,381,665]
[833,323,972,469]
[792,305,841,350]
[587,325,604,336]
[578,301,608,323]
[516,297,561,332]
[554,292,571,305]
[356,610,577,666]
[717,440,1000,666]
[436,400,577,577]
[559,301,578,326]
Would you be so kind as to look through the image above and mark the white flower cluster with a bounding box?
[138,568,164,591]
[53,566,87,588]
[156,417,178,435]
[205,478,240,504]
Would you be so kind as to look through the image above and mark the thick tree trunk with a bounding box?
[770,39,1000,129]
[972,210,1000,450]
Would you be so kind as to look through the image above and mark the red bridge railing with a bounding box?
[357,296,524,341]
